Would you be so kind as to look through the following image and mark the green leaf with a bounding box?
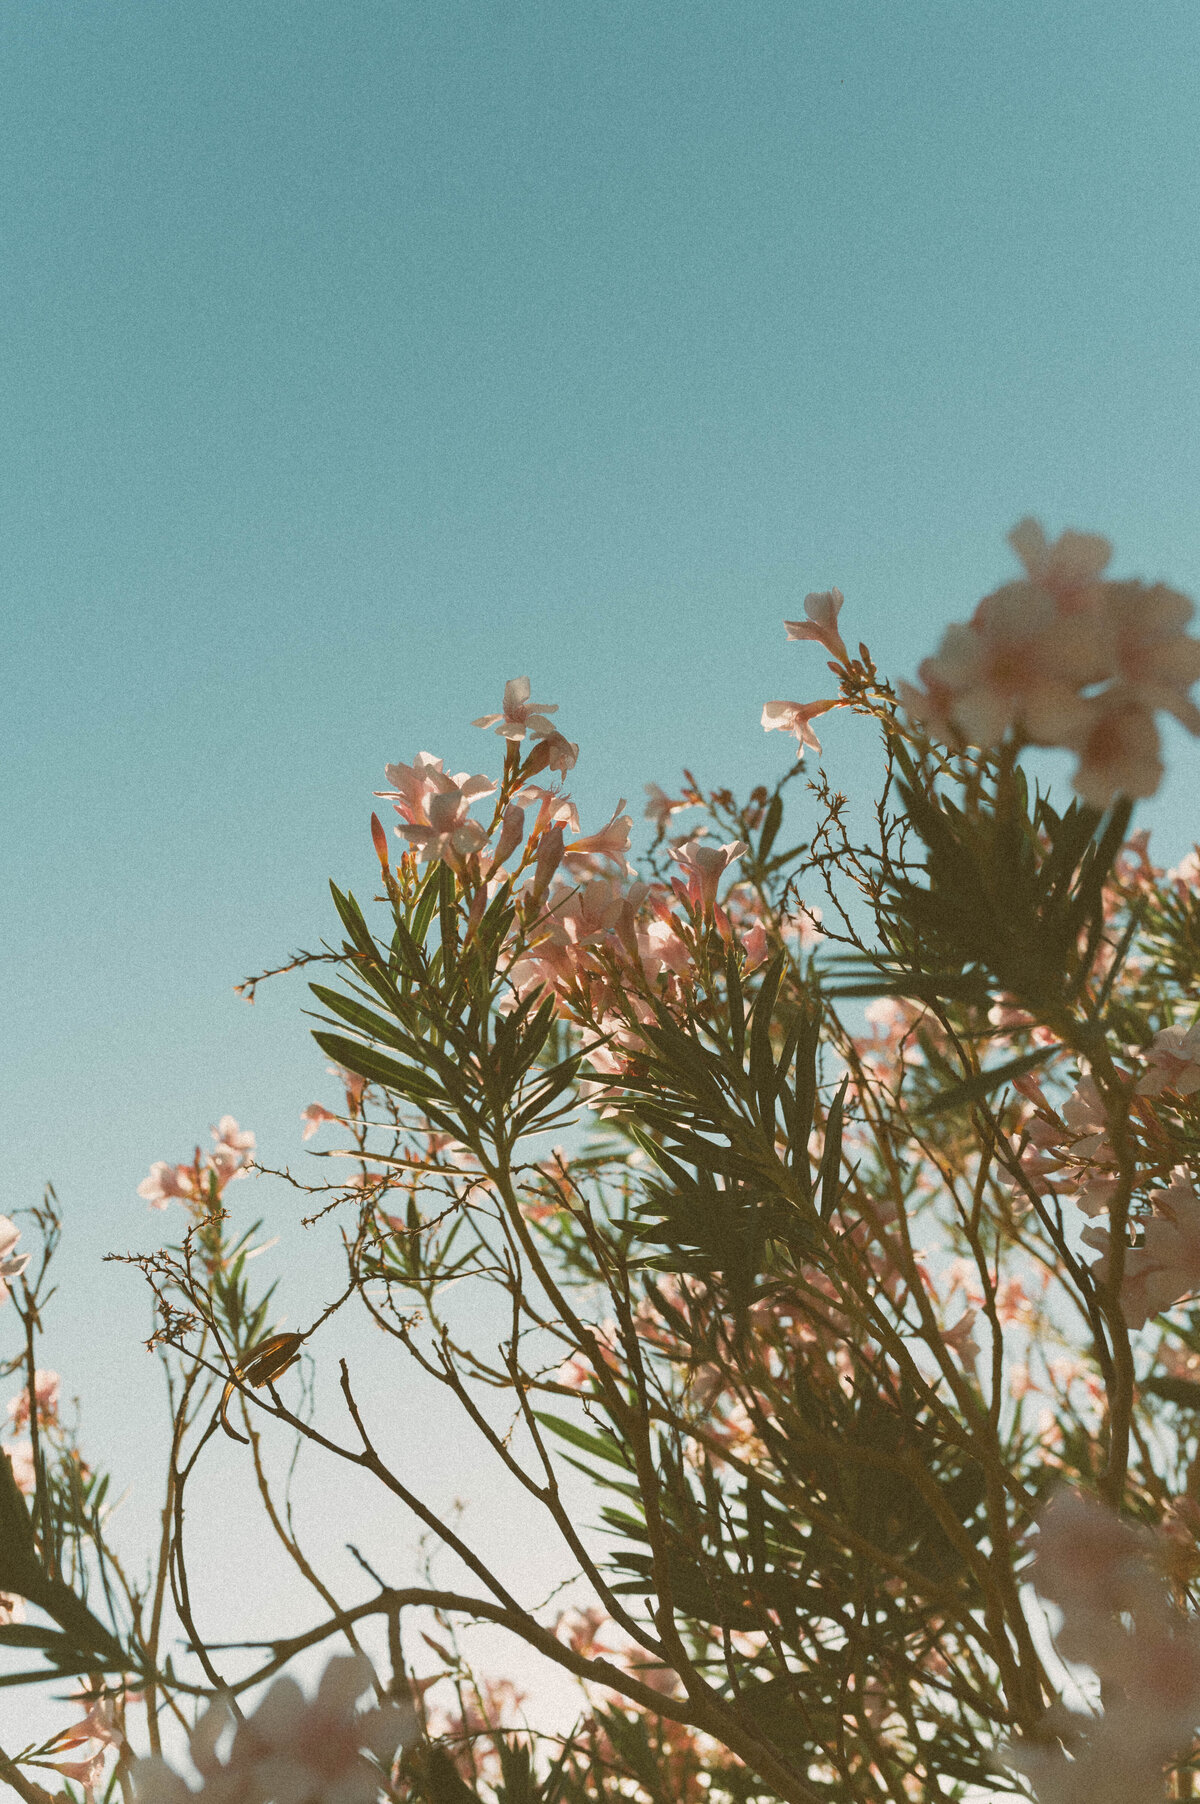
[814,1075,850,1223]
[917,1045,1057,1118]
[724,943,745,1068]
[512,1055,583,1135]
[626,1126,693,1193]
[0,1623,75,1650]
[421,1746,485,1804]
[438,860,459,976]
[758,792,784,865]
[533,1413,633,1469]
[1143,1375,1200,1409]
[309,984,428,1063]
[313,1032,447,1108]
[749,954,786,1133]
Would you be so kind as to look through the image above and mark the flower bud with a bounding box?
[532,824,565,900]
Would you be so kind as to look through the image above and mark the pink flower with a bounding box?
[327,1064,367,1112]
[904,522,1200,808]
[44,1691,125,1797]
[563,802,634,876]
[524,731,579,776]
[556,1352,592,1391]
[1029,1489,1158,1645]
[396,767,498,870]
[1013,1490,1200,1803]
[1062,692,1164,811]
[1088,1170,1200,1329]
[551,876,646,949]
[55,1693,124,1753]
[472,676,561,742]
[1126,1168,1200,1327]
[376,750,447,824]
[555,1321,621,1392]
[1104,581,1200,729]
[137,1161,196,1211]
[506,942,577,1007]
[1008,517,1112,615]
[994,1278,1034,1327]
[1071,1167,1121,1217]
[0,1217,30,1302]
[529,822,567,900]
[209,1118,255,1187]
[558,1605,617,1659]
[488,802,526,873]
[669,838,748,916]
[6,1442,34,1494]
[7,1369,60,1432]
[784,588,849,664]
[130,1653,414,1804]
[761,697,840,752]
[516,784,580,837]
[1061,1076,1113,1162]
[301,1103,337,1141]
[213,1115,255,1156]
[1136,1019,1200,1097]
[1168,848,1200,894]
[914,590,1104,747]
[742,921,769,968]
[138,1118,255,1211]
[1009,1364,1037,1400]
[631,915,693,984]
[46,1750,107,1790]
[785,903,823,949]
[644,783,697,833]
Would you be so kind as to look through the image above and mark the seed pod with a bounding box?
[219,1331,305,1443]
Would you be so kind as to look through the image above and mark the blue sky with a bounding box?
[2,0,1200,1744]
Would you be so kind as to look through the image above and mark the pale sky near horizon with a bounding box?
[3,0,1200,1754]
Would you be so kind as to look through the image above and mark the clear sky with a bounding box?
[3,0,1200,1750]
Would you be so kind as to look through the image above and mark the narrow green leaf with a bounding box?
[533,1413,632,1468]
[818,1075,850,1223]
[917,1045,1056,1118]
[1143,1376,1200,1409]
[758,792,784,865]
[725,943,745,1067]
[313,1032,446,1106]
[749,954,786,1133]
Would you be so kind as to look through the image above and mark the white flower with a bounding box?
[130,1654,415,1804]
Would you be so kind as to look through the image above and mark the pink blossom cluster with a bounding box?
[508,852,758,1098]
[1012,1491,1200,1803]
[130,1655,414,1804]
[366,687,815,1108]
[900,521,1200,808]
[520,831,806,1059]
[1083,1167,1200,1331]
[137,1117,255,1212]
[377,752,498,870]
[375,680,580,876]
[1012,1054,1200,1327]
[1136,1020,1200,1098]
[1012,1073,1120,1219]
